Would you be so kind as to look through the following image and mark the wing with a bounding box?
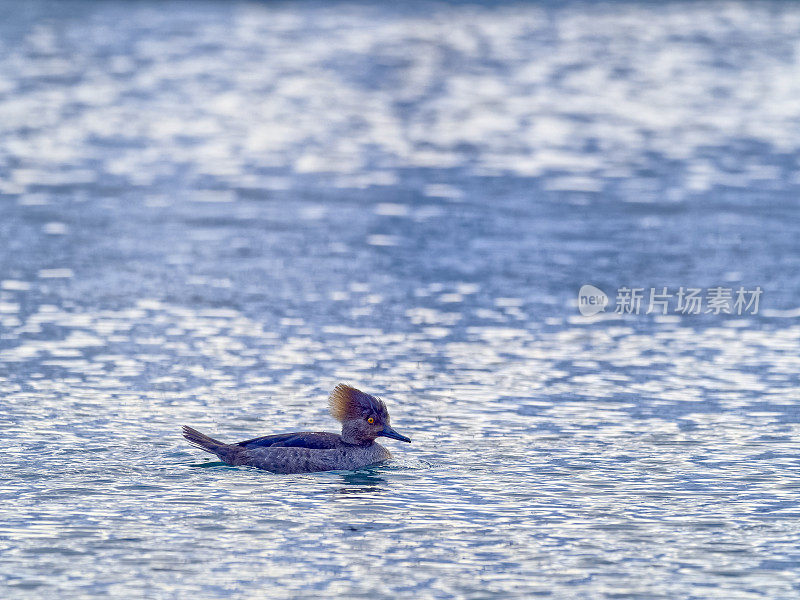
[235,431,340,450]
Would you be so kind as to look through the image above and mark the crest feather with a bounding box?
[329,384,386,422]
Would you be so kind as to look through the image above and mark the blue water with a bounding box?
[2,1,800,598]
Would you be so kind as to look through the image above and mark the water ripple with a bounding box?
[2,0,800,598]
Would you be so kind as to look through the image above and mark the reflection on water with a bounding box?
[1,0,800,598]
[335,470,388,493]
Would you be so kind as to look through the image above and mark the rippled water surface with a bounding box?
[2,1,800,598]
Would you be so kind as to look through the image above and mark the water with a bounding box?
[2,1,800,597]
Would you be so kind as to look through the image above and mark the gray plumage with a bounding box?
[182,384,411,474]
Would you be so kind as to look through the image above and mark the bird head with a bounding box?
[329,383,411,446]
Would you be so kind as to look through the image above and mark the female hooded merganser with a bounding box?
[182,384,411,474]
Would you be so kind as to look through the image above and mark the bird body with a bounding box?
[183,384,411,474]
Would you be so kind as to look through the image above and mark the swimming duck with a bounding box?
[182,383,411,474]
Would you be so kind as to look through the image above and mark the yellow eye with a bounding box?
[367,417,374,424]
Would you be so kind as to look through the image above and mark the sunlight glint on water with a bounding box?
[1,1,800,598]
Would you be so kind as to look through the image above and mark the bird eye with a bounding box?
[367,417,374,424]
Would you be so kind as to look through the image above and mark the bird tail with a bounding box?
[182,425,235,463]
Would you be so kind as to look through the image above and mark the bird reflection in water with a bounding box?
[334,470,388,494]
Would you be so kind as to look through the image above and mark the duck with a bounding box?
[182,383,411,474]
